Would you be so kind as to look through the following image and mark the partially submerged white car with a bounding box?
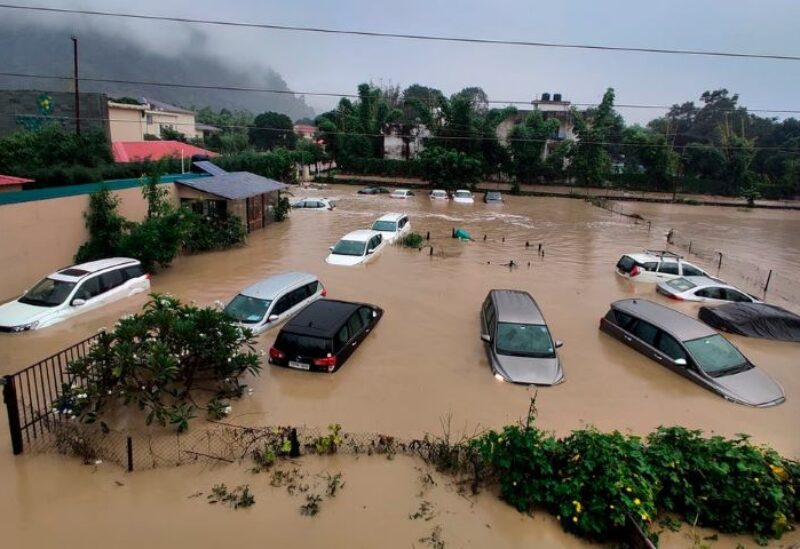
[390,189,415,199]
[0,258,150,332]
[615,250,709,283]
[223,272,326,335]
[326,230,386,266]
[429,189,449,200]
[371,213,411,243]
[657,276,759,304]
[452,190,475,204]
[291,197,335,210]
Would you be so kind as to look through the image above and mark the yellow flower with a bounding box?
[572,516,578,523]
[572,500,582,513]
[640,512,650,522]
[609,504,615,510]
[625,487,632,493]
[634,498,641,506]
[770,465,788,481]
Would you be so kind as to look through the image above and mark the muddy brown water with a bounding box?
[1,186,798,547]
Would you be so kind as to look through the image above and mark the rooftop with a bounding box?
[611,298,716,341]
[176,172,287,200]
[240,272,317,300]
[111,141,218,163]
[285,299,363,337]
[0,174,34,187]
[491,290,546,324]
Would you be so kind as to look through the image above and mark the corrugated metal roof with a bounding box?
[193,161,228,176]
[175,172,287,200]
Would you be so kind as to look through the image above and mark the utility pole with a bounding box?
[71,35,81,135]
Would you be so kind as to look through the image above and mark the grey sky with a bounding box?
[5,0,799,123]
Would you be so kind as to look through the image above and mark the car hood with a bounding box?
[325,253,365,266]
[492,353,564,385]
[0,299,54,328]
[712,367,785,407]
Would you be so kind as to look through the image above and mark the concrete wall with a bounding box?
[108,104,146,141]
[0,89,109,138]
[0,184,177,302]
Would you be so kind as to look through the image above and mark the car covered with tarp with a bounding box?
[698,302,800,342]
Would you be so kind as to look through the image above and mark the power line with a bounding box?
[2,71,799,115]
[13,113,800,153]
[1,3,799,62]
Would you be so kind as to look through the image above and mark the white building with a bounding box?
[496,93,576,160]
[107,98,201,142]
[382,123,431,160]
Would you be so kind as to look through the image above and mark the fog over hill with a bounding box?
[0,17,315,120]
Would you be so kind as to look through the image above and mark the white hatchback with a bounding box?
[390,189,415,199]
[615,251,709,283]
[452,190,475,203]
[0,258,150,332]
[371,213,411,243]
[429,189,449,200]
[326,230,386,266]
[223,272,326,335]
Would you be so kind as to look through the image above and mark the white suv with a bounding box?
[615,250,709,283]
[326,230,386,266]
[0,258,150,332]
[371,213,411,243]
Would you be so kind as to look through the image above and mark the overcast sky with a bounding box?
[4,0,799,123]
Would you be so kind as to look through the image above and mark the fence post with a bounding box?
[764,269,773,293]
[688,241,692,255]
[126,436,133,472]
[718,252,723,271]
[2,375,24,455]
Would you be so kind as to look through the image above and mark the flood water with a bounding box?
[1,185,798,547]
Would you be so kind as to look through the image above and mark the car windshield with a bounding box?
[332,239,367,256]
[18,277,76,307]
[224,294,272,324]
[495,322,555,358]
[455,191,471,198]
[684,334,751,376]
[487,193,501,199]
[372,220,397,232]
[667,278,697,292]
[275,332,331,356]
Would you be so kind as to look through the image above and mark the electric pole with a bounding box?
[71,35,80,135]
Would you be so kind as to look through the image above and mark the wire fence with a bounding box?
[589,197,800,307]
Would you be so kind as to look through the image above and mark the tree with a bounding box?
[74,186,126,263]
[621,126,679,191]
[570,88,617,186]
[249,111,297,150]
[508,111,560,182]
[420,146,483,190]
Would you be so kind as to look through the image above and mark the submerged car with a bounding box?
[0,258,150,332]
[269,299,383,372]
[599,298,784,407]
[656,276,759,303]
[484,191,504,204]
[358,186,390,195]
[371,213,411,243]
[452,190,475,204]
[699,302,800,342]
[291,197,335,210]
[223,272,326,335]
[480,289,564,385]
[615,250,708,283]
[429,189,449,200]
[326,230,386,266]
[390,189,415,199]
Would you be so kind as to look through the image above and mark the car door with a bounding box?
[268,293,292,324]
[694,287,726,302]
[340,311,366,362]
[723,288,754,303]
[98,268,127,306]
[680,263,706,277]
[358,306,377,336]
[655,261,680,280]
[70,275,105,314]
[627,317,660,357]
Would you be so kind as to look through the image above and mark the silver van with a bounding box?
[223,272,325,335]
[600,299,785,407]
[480,289,564,385]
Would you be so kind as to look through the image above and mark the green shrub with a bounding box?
[272,196,291,222]
[117,210,186,272]
[400,232,424,248]
[74,186,126,263]
[183,210,246,253]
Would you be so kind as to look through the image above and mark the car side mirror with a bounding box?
[366,249,374,255]
[329,246,334,251]
[71,298,86,307]
[555,340,564,348]
[674,358,687,366]
[268,314,279,322]
[481,334,491,343]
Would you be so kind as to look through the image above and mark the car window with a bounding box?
[616,256,635,273]
[332,239,367,256]
[304,281,320,296]
[122,265,145,280]
[485,300,496,331]
[347,312,364,337]
[335,324,350,351]
[724,289,751,302]
[696,287,725,300]
[613,310,636,331]
[275,332,331,355]
[289,286,310,307]
[99,269,125,293]
[358,306,373,326]
[74,277,102,300]
[271,295,290,315]
[681,264,704,277]
[642,262,659,272]
[631,319,659,346]
[657,262,680,275]
[657,332,687,361]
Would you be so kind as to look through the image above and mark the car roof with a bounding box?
[611,298,716,341]
[486,191,502,195]
[392,188,410,192]
[625,252,679,263]
[340,229,380,242]
[375,212,405,222]
[490,289,546,324]
[284,299,366,337]
[240,272,317,299]
[431,189,446,193]
[51,257,140,281]
[454,189,471,193]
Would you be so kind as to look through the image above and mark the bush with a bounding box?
[53,294,261,432]
[183,211,246,253]
[117,210,186,272]
[400,232,424,248]
[74,186,126,264]
[272,196,291,222]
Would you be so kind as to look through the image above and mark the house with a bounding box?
[111,141,218,163]
[382,123,431,160]
[175,171,287,233]
[196,123,222,140]
[293,124,317,140]
[107,97,202,141]
[496,93,576,160]
[0,174,34,193]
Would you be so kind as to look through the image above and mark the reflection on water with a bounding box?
[0,186,798,547]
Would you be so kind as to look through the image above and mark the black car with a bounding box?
[357,186,390,195]
[269,299,383,372]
